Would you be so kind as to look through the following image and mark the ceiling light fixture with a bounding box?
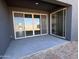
[35,2,39,5]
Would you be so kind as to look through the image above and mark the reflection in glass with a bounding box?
[25,14,33,36]
[51,10,65,37]
[52,14,56,34]
[56,11,64,36]
[14,13,25,38]
[34,15,40,35]
[63,10,66,37]
[41,15,47,34]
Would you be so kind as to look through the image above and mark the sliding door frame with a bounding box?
[50,8,67,39]
[12,11,48,39]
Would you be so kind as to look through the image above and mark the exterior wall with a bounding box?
[57,0,78,41]
[65,7,72,41]
[0,0,11,58]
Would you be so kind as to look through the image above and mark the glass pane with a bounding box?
[41,15,47,34]
[25,14,33,36]
[51,10,65,37]
[14,13,25,38]
[56,11,63,36]
[34,15,40,35]
[52,14,56,34]
[63,10,66,37]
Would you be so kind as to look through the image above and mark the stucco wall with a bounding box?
[0,0,11,58]
[57,0,78,41]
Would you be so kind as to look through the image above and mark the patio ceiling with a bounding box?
[5,0,66,12]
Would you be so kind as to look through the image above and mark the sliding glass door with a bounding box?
[13,12,48,39]
[14,13,25,38]
[34,15,40,35]
[25,14,33,36]
[41,15,47,34]
[50,9,66,38]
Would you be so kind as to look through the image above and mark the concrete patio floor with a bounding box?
[3,35,68,59]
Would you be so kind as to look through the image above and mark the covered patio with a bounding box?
[0,0,78,59]
[3,35,68,59]
[0,0,72,59]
